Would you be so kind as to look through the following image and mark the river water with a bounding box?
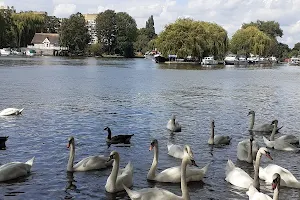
[0,56,299,199]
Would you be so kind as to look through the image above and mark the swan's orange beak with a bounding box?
[149,145,153,151]
[266,153,273,160]
[272,182,277,190]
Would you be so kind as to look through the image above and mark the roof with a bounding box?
[31,33,59,45]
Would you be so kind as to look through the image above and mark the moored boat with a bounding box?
[201,56,218,65]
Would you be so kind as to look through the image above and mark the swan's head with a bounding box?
[67,136,74,148]
[184,145,198,167]
[104,127,110,131]
[107,151,119,162]
[211,120,215,128]
[271,120,278,125]
[272,173,281,190]
[259,147,273,160]
[149,139,158,151]
[248,110,255,116]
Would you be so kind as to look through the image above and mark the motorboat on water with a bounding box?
[201,56,218,65]
[0,48,11,56]
[289,57,300,65]
[224,54,238,65]
[154,54,166,63]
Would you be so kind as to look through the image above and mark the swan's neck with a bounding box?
[181,158,190,200]
[273,185,279,200]
[270,123,277,141]
[247,139,253,163]
[147,144,158,179]
[108,156,119,189]
[107,128,112,140]
[67,143,75,171]
[250,113,255,130]
[209,124,215,144]
[253,151,262,190]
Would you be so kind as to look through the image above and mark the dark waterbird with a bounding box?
[104,127,134,145]
[0,136,8,150]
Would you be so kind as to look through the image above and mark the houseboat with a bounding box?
[289,57,300,65]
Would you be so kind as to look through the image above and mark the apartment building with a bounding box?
[84,14,98,44]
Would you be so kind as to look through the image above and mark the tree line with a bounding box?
[0,7,60,49]
[1,6,299,59]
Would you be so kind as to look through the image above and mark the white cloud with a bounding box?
[53,4,76,18]
[2,0,300,47]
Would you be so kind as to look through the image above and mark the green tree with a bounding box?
[42,15,60,33]
[145,15,156,40]
[0,7,17,48]
[154,18,228,60]
[59,12,90,53]
[12,12,45,48]
[96,10,117,54]
[242,20,283,38]
[115,12,138,57]
[293,42,300,51]
[230,26,271,56]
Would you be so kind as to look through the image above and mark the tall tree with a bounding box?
[115,12,138,57]
[293,42,300,51]
[155,18,228,59]
[42,16,61,33]
[59,12,90,53]
[242,20,283,38]
[96,10,117,54]
[0,7,16,48]
[230,26,272,56]
[145,15,156,40]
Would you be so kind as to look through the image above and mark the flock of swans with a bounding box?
[1,107,300,199]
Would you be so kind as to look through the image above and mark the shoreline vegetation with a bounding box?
[0,7,299,61]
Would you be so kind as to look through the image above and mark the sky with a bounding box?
[1,0,300,48]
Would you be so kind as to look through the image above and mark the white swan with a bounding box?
[124,144,198,200]
[269,120,299,144]
[67,136,113,172]
[167,142,184,159]
[105,151,133,193]
[247,173,281,200]
[237,137,259,163]
[0,108,24,116]
[259,164,300,188]
[225,147,273,189]
[207,120,231,145]
[167,115,181,132]
[0,157,34,182]
[248,111,281,133]
[262,122,299,151]
[147,139,209,183]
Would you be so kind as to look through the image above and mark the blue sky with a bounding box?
[1,0,300,48]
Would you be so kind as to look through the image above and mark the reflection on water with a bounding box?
[0,57,299,199]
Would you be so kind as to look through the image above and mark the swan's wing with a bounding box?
[119,161,133,175]
[246,185,272,200]
[263,164,299,184]
[73,155,109,171]
[225,160,253,189]
[277,135,299,144]
[263,136,275,148]
[274,139,299,151]
[167,143,184,159]
[0,108,19,116]
[124,185,181,200]
[253,123,273,132]
[0,162,31,181]
[214,135,231,144]
[155,166,181,182]
[186,163,210,181]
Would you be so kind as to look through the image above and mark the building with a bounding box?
[83,14,98,44]
[27,33,68,55]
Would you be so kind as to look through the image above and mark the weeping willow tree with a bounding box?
[154,18,228,60]
[12,12,45,48]
[230,26,272,56]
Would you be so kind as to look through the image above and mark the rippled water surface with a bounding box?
[0,57,300,199]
